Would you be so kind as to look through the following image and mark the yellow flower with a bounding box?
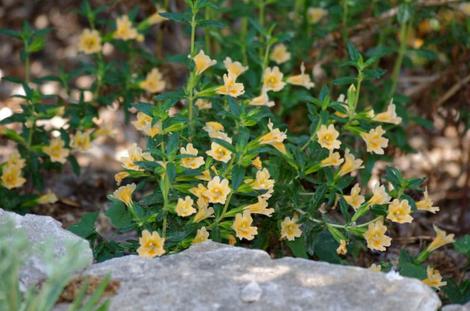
[263,67,286,92]
[43,138,70,164]
[139,68,166,93]
[37,190,58,204]
[307,7,328,24]
[344,183,365,210]
[206,142,232,163]
[251,168,275,191]
[205,176,231,204]
[203,121,224,133]
[195,98,212,110]
[459,3,470,16]
[147,7,168,25]
[193,205,215,223]
[363,219,391,251]
[175,196,196,217]
[197,169,212,182]
[249,90,275,107]
[423,266,446,289]
[223,57,248,79]
[360,126,388,154]
[114,171,129,185]
[244,197,274,217]
[70,130,92,152]
[232,212,258,241]
[6,150,26,169]
[320,152,344,167]
[251,157,263,170]
[369,263,382,272]
[216,73,245,98]
[287,63,315,89]
[78,29,102,54]
[368,184,391,206]
[180,143,205,169]
[227,234,237,245]
[137,230,165,258]
[259,120,287,153]
[120,143,154,171]
[280,216,302,241]
[113,15,139,40]
[190,183,210,208]
[132,112,162,138]
[373,101,402,125]
[387,199,413,224]
[427,225,455,252]
[270,43,291,64]
[317,124,341,151]
[336,240,348,255]
[1,165,26,189]
[112,183,136,207]
[193,50,217,75]
[338,149,363,176]
[193,227,210,244]
[416,189,439,213]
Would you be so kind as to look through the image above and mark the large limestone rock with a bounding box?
[59,241,441,311]
[0,209,93,289]
[442,302,470,311]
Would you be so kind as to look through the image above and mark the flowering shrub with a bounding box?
[2,0,469,304]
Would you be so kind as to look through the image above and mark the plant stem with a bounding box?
[389,21,410,98]
[258,1,266,60]
[187,8,198,140]
[216,192,233,223]
[341,0,349,44]
[296,208,380,229]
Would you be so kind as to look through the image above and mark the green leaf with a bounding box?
[106,202,133,229]
[455,235,470,257]
[68,212,99,238]
[286,235,308,258]
[312,231,341,264]
[231,165,245,191]
[68,155,81,176]
[442,279,470,304]
[398,250,426,279]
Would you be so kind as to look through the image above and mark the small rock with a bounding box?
[240,281,263,303]
[442,302,470,311]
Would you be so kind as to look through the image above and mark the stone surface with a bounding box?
[442,302,470,311]
[57,241,441,311]
[0,208,93,289]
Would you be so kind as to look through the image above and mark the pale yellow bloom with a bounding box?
[193,227,210,244]
[263,67,285,92]
[249,90,275,107]
[307,7,328,24]
[227,234,237,245]
[369,263,382,272]
[416,189,439,213]
[120,143,154,171]
[37,191,58,205]
[368,184,391,206]
[423,266,446,289]
[363,219,392,251]
[114,171,129,185]
[112,183,136,207]
[317,124,341,151]
[70,130,92,152]
[387,199,413,224]
[252,157,263,170]
[338,149,363,176]
[280,216,302,241]
[203,121,224,133]
[216,73,245,97]
[259,120,287,153]
[244,197,274,217]
[427,225,455,252]
[270,43,291,64]
[6,150,26,169]
[287,63,315,89]
[223,57,248,79]
[132,112,162,137]
[113,15,140,41]
[139,68,166,93]
[360,126,388,154]
[78,29,102,54]
[147,7,168,25]
[206,142,232,163]
[205,176,231,204]
[193,50,217,75]
[320,152,344,167]
[43,138,70,164]
[459,3,470,16]
[344,184,365,210]
[195,99,212,110]
[193,204,215,223]
[251,168,275,191]
[175,196,196,217]
[373,102,402,125]
[190,183,210,208]
[197,169,212,182]
[180,143,205,169]
[137,230,165,258]
[232,212,258,241]
[336,240,348,255]
[1,165,26,189]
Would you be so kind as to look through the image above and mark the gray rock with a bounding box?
[442,302,470,311]
[57,241,441,311]
[0,208,93,289]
